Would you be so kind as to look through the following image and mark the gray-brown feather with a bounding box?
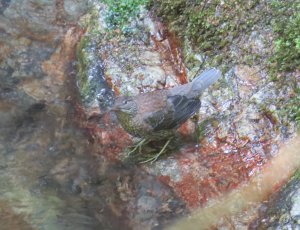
[113,68,221,140]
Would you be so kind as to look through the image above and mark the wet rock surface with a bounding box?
[1,0,300,229]
[76,2,187,110]
[77,0,300,229]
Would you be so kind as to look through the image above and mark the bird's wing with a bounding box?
[165,95,201,130]
[143,106,174,132]
[145,95,201,132]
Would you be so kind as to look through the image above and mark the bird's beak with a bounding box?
[109,106,118,112]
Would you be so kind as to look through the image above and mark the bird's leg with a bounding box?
[128,139,148,155]
[140,139,172,164]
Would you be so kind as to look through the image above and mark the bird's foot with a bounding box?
[127,139,148,155]
[140,139,171,164]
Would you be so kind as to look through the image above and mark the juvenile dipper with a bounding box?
[112,68,221,162]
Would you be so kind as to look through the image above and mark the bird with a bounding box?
[111,68,221,163]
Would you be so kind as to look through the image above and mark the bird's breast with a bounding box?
[116,111,175,140]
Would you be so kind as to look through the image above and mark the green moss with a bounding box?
[146,0,300,127]
[147,0,300,79]
[267,0,300,79]
[148,0,265,70]
[277,83,300,129]
[76,5,111,103]
[291,168,300,181]
[103,0,149,33]
[195,118,216,143]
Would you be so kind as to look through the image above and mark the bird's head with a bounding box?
[111,96,138,116]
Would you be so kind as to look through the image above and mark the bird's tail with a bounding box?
[168,67,221,98]
[191,68,222,96]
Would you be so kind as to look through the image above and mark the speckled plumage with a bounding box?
[112,68,221,140]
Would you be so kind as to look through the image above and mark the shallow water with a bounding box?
[0,1,187,229]
[0,1,133,229]
[0,61,123,229]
